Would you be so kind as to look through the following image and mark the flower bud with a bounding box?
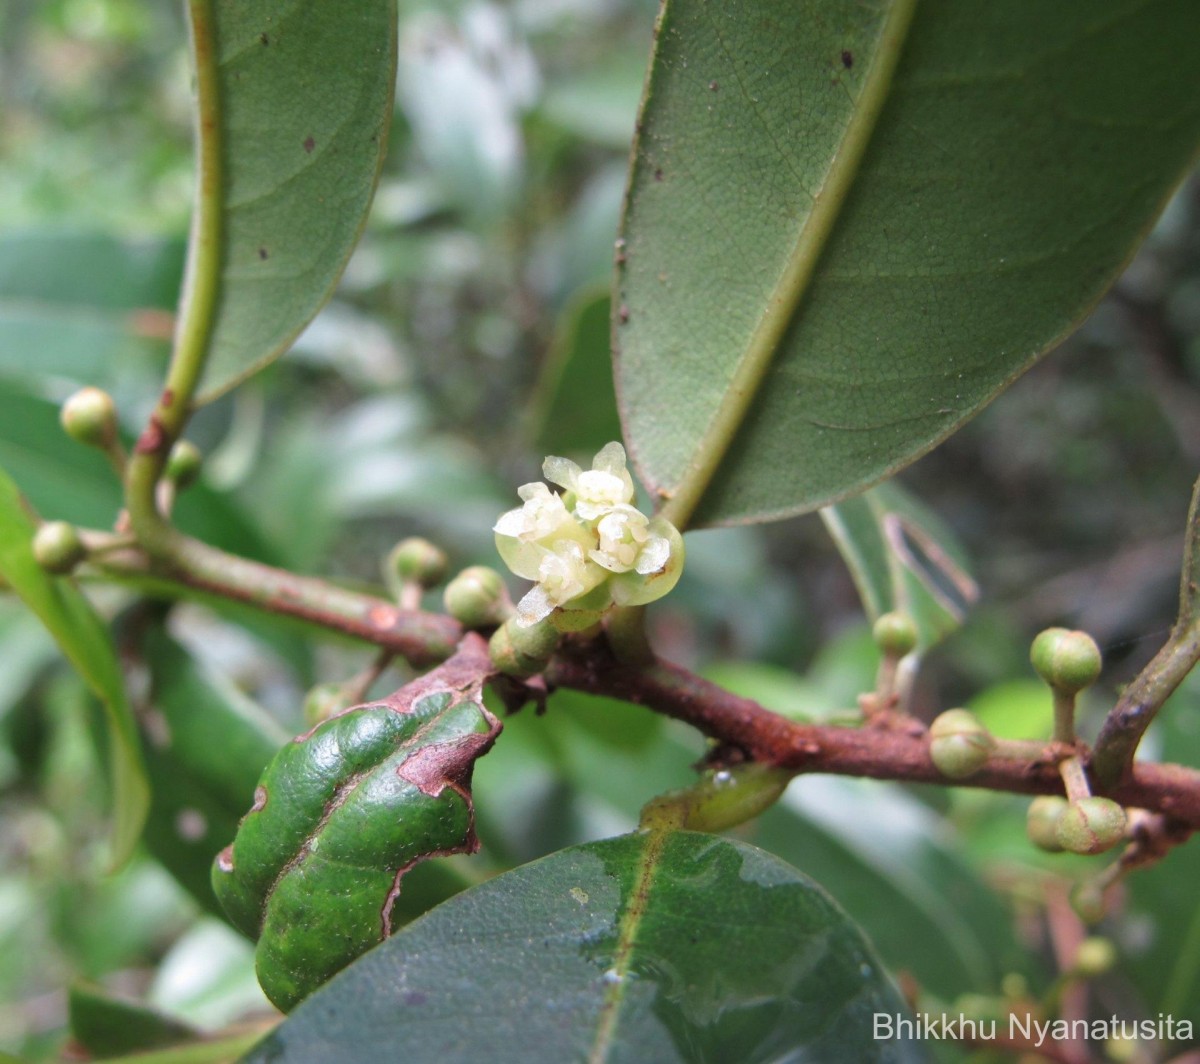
[489,617,558,678]
[444,566,510,628]
[165,439,203,490]
[873,611,918,658]
[1056,797,1126,855]
[32,521,86,575]
[929,709,994,780]
[60,387,118,450]
[1070,880,1107,925]
[1030,628,1102,694]
[1026,795,1069,853]
[387,537,449,591]
[1072,936,1117,977]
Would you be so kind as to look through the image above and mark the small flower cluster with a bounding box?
[494,442,683,627]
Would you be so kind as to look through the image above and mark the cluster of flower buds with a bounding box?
[493,442,683,628]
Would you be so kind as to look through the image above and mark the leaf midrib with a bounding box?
[587,827,669,1064]
[658,0,920,531]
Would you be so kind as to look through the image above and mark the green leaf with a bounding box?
[212,637,501,1012]
[139,626,288,917]
[752,778,1027,1000]
[820,481,977,651]
[530,288,624,457]
[243,831,928,1063]
[0,230,182,388]
[187,0,397,402]
[63,1032,268,1064]
[615,0,1200,527]
[0,465,148,866]
[69,983,199,1059]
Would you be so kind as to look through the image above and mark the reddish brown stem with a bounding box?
[90,544,1200,829]
[546,649,1200,829]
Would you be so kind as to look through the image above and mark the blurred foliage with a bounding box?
[0,0,1198,1060]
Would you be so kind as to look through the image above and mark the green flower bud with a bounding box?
[444,566,510,628]
[1030,628,1102,693]
[1070,880,1107,925]
[60,387,118,449]
[32,521,86,575]
[873,611,918,658]
[165,439,203,490]
[488,617,558,678]
[1026,795,1069,853]
[929,709,994,780]
[387,537,448,591]
[1056,797,1126,855]
[1072,936,1117,977]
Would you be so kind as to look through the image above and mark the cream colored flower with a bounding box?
[588,504,671,576]
[514,540,606,625]
[494,482,572,542]
[543,441,635,521]
[495,440,685,626]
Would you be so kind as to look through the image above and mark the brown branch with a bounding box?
[546,647,1200,829]
[89,541,1200,829]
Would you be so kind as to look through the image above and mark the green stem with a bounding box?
[1092,475,1200,784]
[658,0,917,531]
[1052,690,1076,745]
[605,605,653,665]
[125,0,223,555]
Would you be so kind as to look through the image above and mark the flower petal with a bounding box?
[634,534,670,575]
[493,506,528,537]
[592,441,627,477]
[494,533,544,581]
[515,584,555,627]
[542,456,581,493]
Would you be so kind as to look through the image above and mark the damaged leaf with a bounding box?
[211,635,500,1011]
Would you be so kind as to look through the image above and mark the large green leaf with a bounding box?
[820,480,977,652]
[0,230,183,387]
[186,0,397,402]
[244,831,927,1063]
[69,983,200,1059]
[615,0,1200,527]
[139,627,288,917]
[754,778,1027,1001]
[0,466,148,866]
[530,288,624,457]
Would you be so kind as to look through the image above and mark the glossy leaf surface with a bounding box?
[245,830,926,1063]
[0,465,148,866]
[615,0,1200,526]
[212,637,500,1011]
[187,0,396,401]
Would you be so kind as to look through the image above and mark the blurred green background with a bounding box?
[2,1,1199,1060]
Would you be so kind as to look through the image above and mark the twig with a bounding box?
[85,539,1200,828]
[1093,475,1200,785]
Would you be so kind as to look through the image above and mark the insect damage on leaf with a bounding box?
[211,635,500,1012]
